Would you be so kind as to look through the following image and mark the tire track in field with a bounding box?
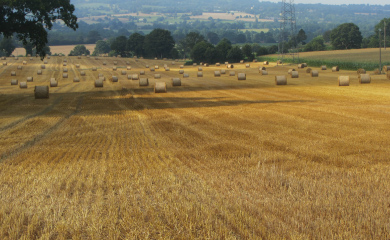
[0,94,84,163]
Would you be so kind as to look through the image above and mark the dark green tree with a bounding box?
[111,36,128,57]
[127,33,145,57]
[87,30,102,44]
[330,23,362,50]
[297,29,307,44]
[69,45,90,56]
[226,46,244,63]
[256,46,268,56]
[144,29,175,58]
[0,0,78,58]
[190,41,214,63]
[23,42,33,56]
[0,37,15,57]
[207,32,220,45]
[215,38,232,62]
[303,36,326,52]
[92,40,111,56]
[242,44,254,61]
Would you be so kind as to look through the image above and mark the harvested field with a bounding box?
[1,56,390,239]
[12,44,96,56]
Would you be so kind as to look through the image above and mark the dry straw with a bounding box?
[140,70,145,75]
[275,75,287,85]
[291,71,299,78]
[154,74,161,79]
[41,64,45,69]
[311,70,319,77]
[382,66,390,72]
[35,86,49,99]
[263,61,269,65]
[227,64,234,69]
[113,67,117,71]
[37,70,42,75]
[63,73,68,78]
[20,82,27,88]
[112,76,118,82]
[183,73,189,78]
[306,68,312,73]
[155,65,159,69]
[50,78,58,87]
[11,79,18,85]
[11,71,16,76]
[246,64,250,68]
[179,70,184,74]
[155,82,167,93]
[172,78,181,86]
[237,73,246,80]
[18,66,22,70]
[359,74,371,84]
[80,71,86,76]
[338,76,349,86]
[225,62,229,65]
[197,72,203,77]
[221,69,226,74]
[121,70,126,75]
[95,79,103,87]
[357,68,366,74]
[214,71,221,77]
[229,71,236,76]
[73,77,80,82]
[204,63,209,67]
[63,68,68,72]
[23,61,27,65]
[76,64,80,68]
[332,66,339,72]
[198,67,203,71]
[139,78,149,86]
[298,64,305,69]
[288,69,296,75]
[132,74,139,80]
[127,66,131,70]
[259,67,266,71]
[27,77,33,82]
[127,74,132,80]
[321,65,327,70]
[260,70,268,75]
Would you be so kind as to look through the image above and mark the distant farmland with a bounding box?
[12,44,96,56]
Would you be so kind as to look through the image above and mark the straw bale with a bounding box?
[183,73,189,78]
[165,67,170,71]
[63,63,67,66]
[321,65,327,70]
[126,61,130,65]
[127,75,132,80]
[229,71,236,76]
[227,64,234,69]
[155,82,167,93]
[113,66,117,71]
[132,74,139,80]
[63,59,67,62]
[78,56,81,59]
[302,63,308,67]
[359,74,371,84]
[73,77,80,82]
[23,61,27,65]
[263,61,269,65]
[63,73,68,78]
[216,63,220,66]
[172,78,181,86]
[197,72,203,77]
[382,66,390,72]
[50,78,58,87]
[114,61,118,65]
[180,65,184,69]
[259,67,266,71]
[139,78,149,86]
[246,64,250,68]
[225,62,229,65]
[92,67,97,71]
[44,60,48,64]
[298,64,304,69]
[288,69,296,75]
[80,71,86,76]
[332,66,339,72]
[27,77,33,82]
[275,76,287,85]
[20,82,27,88]
[121,70,126,75]
[37,70,42,75]
[11,79,18,85]
[237,73,246,80]
[338,76,349,86]
[179,70,184,74]
[221,69,226,74]
[253,59,258,62]
[103,62,107,65]
[76,64,80,68]
[214,71,221,77]
[150,67,155,71]
[193,63,197,66]
[198,67,203,71]
[95,79,103,87]
[291,71,299,78]
[154,74,161,79]
[63,68,68,72]
[3,62,7,66]
[112,76,118,82]
[240,60,244,64]
[357,68,366,74]
[34,86,49,99]
[18,66,22,70]
[204,63,209,67]
[127,66,131,70]
[311,70,319,77]
[260,70,268,75]
[155,65,159,69]
[140,70,145,75]
[146,65,149,68]
[11,71,16,76]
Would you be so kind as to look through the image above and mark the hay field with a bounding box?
[12,44,96,57]
[1,56,390,239]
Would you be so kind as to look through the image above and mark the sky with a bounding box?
[260,0,388,5]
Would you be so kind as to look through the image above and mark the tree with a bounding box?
[0,37,15,57]
[256,46,268,56]
[215,38,232,62]
[242,44,254,61]
[127,33,145,57]
[330,23,362,50]
[226,46,244,63]
[323,30,332,43]
[69,45,90,56]
[303,36,326,52]
[111,36,128,57]
[24,42,33,57]
[207,32,220,45]
[297,29,307,44]
[190,41,214,63]
[92,40,111,56]
[87,30,102,44]
[0,0,78,58]
[144,29,175,58]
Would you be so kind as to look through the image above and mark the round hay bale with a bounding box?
[172,78,181,86]
[155,82,167,93]
[373,69,381,75]
[237,73,246,80]
[139,78,149,86]
[197,72,203,77]
[126,61,130,65]
[34,86,49,99]
[240,60,244,64]
[260,70,268,75]
[113,61,118,65]
[112,76,118,82]
[150,67,155,72]
[127,75,132,80]
[20,82,27,88]
[63,59,67,62]
[121,70,126,75]
[146,65,149,68]
[63,68,68,72]
[3,62,7,66]
[183,73,189,78]
[214,71,221,77]
[357,68,366,74]
[179,70,184,74]
[1,57,5,60]
[164,64,168,68]
[132,74,139,80]
[298,64,304,69]
[165,67,170,71]
[99,76,105,82]
[47,56,50,59]
[92,67,97,71]
[245,64,250,68]
[332,66,339,72]
[229,71,236,76]
[171,61,175,65]
[41,64,46,69]
[73,77,80,82]
[359,74,371,84]
[311,70,319,77]
[198,67,203,71]
[11,71,16,76]
[63,63,67,66]
[11,79,18,85]
[76,64,80,68]
[80,71,86,76]
[180,65,184,69]
[288,69,296,75]
[321,65,327,70]
[155,65,159,69]
[306,68,312,73]
[95,79,103,87]
[338,76,350,86]
[23,61,27,65]
[275,76,287,85]
[253,59,258,62]
[63,73,68,78]
[200,62,203,66]
[302,63,308,67]
[44,60,48,64]
[37,70,42,75]
[29,57,33,60]
[216,63,220,66]
[263,61,269,65]
[103,62,107,65]
[113,66,117,71]
[78,56,81,59]
[291,71,299,78]
[225,62,229,65]
[154,74,161,79]
[27,77,33,82]
[227,64,234,69]
[259,67,266,71]
[18,66,22,70]
[50,78,58,87]
[127,66,131,70]
[140,70,145,75]
[382,66,390,72]
[193,63,197,66]
[221,69,226,74]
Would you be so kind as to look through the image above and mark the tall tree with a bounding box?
[0,0,78,58]
[215,38,232,62]
[297,29,307,44]
[87,30,102,44]
[242,44,254,61]
[0,37,15,57]
[111,36,128,57]
[69,45,90,56]
[144,29,175,58]
[330,23,362,50]
[127,33,145,57]
[92,40,110,56]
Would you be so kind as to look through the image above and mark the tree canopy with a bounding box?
[69,45,90,56]
[0,0,78,58]
[330,23,362,50]
[144,29,175,58]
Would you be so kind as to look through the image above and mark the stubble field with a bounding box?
[0,56,390,239]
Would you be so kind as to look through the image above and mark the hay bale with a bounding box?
[237,73,246,80]
[321,65,327,70]
[263,61,269,65]
[63,63,67,66]
[63,59,67,62]
[332,66,339,72]
[259,67,266,71]
[34,86,49,99]
[154,74,161,79]
[132,74,139,80]
[198,67,203,71]
[253,59,258,62]
[183,73,189,78]
[179,70,184,74]
[50,78,58,87]
[20,82,27,88]
[155,65,159,69]
[127,74,132,80]
[47,56,50,59]
[11,71,16,76]
[382,66,390,72]
[103,62,107,65]
[204,63,209,67]
[113,67,117,71]
[112,76,118,82]
[221,69,226,74]
[229,71,236,76]
[193,63,197,66]
[373,69,381,75]
[180,65,184,69]
[165,67,170,71]
[92,67,97,71]
[214,71,221,77]
[80,71,86,76]
[140,70,145,75]
[1,57,5,60]
[357,68,366,74]
[114,61,118,65]
[197,72,203,77]
[95,79,103,87]
[126,61,130,65]
[76,64,80,68]
[127,66,131,70]
[291,71,299,78]
[11,79,18,85]
[359,74,371,84]
[240,60,244,64]
[338,76,349,86]
[27,77,33,82]
[260,70,268,75]
[227,64,234,69]
[3,62,7,66]
[73,77,80,82]
[44,60,48,64]
[306,68,312,73]
[302,63,308,67]
[37,70,42,75]
[23,61,27,65]
[164,64,168,68]
[146,65,149,68]
[245,64,250,68]
[216,63,220,66]
[18,66,22,70]
[172,78,181,86]
[139,78,149,86]
[275,76,287,85]
[171,61,175,65]
[150,67,155,71]
[78,56,81,59]
[225,62,229,65]
[277,60,283,64]
[63,73,68,78]
[288,69,296,75]
[63,68,68,72]
[121,70,126,75]
[298,64,305,69]
[311,70,319,77]
[155,82,167,93]
[98,76,105,81]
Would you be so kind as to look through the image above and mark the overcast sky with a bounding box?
[260,0,388,5]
